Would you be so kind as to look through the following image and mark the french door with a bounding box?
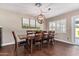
[72,16,79,45]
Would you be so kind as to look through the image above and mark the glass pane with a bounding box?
[61,20,66,33]
[75,18,79,28]
[75,28,79,38]
[52,22,56,31]
[49,22,52,30]
[49,22,56,31]
[75,18,79,38]
[56,21,61,33]
[36,20,41,29]
[52,22,55,27]
[75,18,79,21]
[22,18,29,28]
[30,19,35,28]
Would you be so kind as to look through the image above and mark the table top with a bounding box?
[18,32,49,40]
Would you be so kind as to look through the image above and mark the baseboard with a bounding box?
[2,42,15,46]
[55,39,75,45]
[1,39,75,47]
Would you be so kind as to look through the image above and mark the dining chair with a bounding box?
[26,30,35,54]
[26,30,35,45]
[48,31,55,45]
[12,31,27,51]
[27,30,35,35]
[42,31,49,47]
[34,31,43,49]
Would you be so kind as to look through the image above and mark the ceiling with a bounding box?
[0,3,79,18]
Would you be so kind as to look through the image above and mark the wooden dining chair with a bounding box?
[34,31,43,49]
[27,30,35,35]
[48,31,55,45]
[42,31,49,47]
[26,30,35,54]
[26,30,35,45]
[12,31,27,51]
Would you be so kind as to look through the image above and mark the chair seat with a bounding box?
[19,41,27,46]
[18,35,27,39]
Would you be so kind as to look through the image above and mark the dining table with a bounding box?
[18,32,49,54]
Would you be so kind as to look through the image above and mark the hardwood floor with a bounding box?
[0,41,79,56]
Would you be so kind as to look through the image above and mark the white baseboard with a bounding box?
[2,42,15,46]
[55,39,74,45]
[1,39,74,47]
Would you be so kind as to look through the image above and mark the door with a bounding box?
[72,17,79,45]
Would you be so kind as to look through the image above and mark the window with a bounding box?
[36,20,41,29]
[49,21,56,31]
[22,18,29,28]
[74,17,79,38]
[22,18,41,29]
[49,19,66,33]
[30,19,36,28]
[60,20,66,33]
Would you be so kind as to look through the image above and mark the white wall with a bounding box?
[0,9,46,46]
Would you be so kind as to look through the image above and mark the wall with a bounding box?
[0,9,47,46]
[47,9,79,44]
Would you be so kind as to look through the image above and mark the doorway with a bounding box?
[72,16,79,45]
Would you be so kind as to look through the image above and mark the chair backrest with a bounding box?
[15,30,27,35]
[48,31,55,38]
[12,31,17,45]
[27,30,35,35]
[12,31,20,44]
[42,31,48,39]
[43,31,47,33]
[35,31,43,40]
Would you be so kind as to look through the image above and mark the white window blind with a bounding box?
[49,19,66,33]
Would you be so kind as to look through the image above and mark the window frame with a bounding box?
[22,17,41,29]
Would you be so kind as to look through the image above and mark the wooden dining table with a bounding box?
[18,32,49,54]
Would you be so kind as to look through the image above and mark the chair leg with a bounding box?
[14,44,18,56]
[53,39,55,45]
[40,40,42,50]
[51,38,55,48]
[30,39,33,54]
[41,39,43,47]
[51,39,53,45]
[14,44,18,51]
[24,39,28,49]
[47,39,50,48]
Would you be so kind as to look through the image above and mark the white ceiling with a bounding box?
[0,3,79,18]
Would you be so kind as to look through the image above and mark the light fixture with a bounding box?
[35,3,42,7]
[35,3,45,24]
[35,3,51,24]
[37,14,45,24]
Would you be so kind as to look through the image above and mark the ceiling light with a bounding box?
[35,3,42,7]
